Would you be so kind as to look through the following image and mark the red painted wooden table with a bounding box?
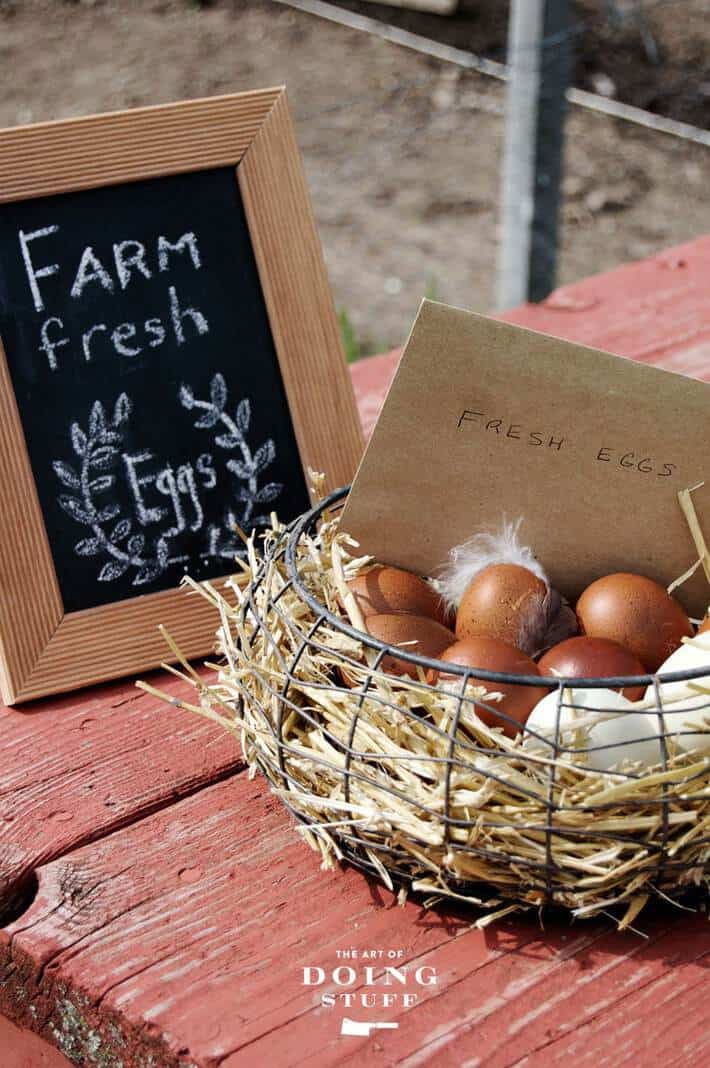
[2,240,709,1068]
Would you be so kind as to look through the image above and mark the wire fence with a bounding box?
[122,0,710,344]
[275,0,710,145]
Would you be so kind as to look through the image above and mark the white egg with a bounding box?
[645,635,710,704]
[639,635,710,756]
[525,688,630,748]
[585,710,663,772]
[524,688,586,745]
[650,696,710,756]
[524,674,710,769]
[525,688,666,771]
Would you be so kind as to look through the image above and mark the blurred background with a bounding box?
[3,0,708,358]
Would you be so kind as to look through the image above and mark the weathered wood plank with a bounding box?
[0,669,241,925]
[0,771,565,1065]
[509,960,710,1067]
[2,770,705,1068]
[324,915,708,1068]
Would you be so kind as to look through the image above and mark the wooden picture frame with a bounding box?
[0,88,363,704]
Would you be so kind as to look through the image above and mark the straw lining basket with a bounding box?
[150,486,710,927]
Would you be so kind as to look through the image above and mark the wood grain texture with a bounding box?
[325,915,709,1068]
[238,90,364,494]
[0,339,62,703]
[1,773,706,1068]
[0,772,536,1066]
[13,580,231,703]
[0,668,242,921]
[0,88,362,703]
[0,89,281,202]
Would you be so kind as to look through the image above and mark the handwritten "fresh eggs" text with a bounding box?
[456,409,677,477]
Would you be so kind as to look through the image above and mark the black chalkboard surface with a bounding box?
[0,166,311,612]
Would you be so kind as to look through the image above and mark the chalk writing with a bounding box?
[179,373,283,558]
[17,225,210,372]
[53,376,283,587]
[1,165,311,612]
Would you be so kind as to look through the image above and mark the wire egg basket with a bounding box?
[165,487,710,924]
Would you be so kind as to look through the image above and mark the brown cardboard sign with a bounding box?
[341,300,710,617]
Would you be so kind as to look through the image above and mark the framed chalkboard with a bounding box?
[0,90,363,703]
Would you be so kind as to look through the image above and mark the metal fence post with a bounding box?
[497,0,573,309]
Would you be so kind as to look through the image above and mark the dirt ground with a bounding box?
[337,0,710,127]
[2,0,710,352]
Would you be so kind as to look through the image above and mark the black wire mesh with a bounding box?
[231,486,710,913]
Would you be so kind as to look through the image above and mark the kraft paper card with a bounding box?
[341,300,710,617]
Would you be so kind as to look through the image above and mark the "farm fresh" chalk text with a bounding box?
[18,226,209,371]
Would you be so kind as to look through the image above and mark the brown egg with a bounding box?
[538,636,647,700]
[576,573,693,672]
[699,614,710,635]
[456,564,548,654]
[364,614,455,677]
[430,637,547,737]
[347,566,448,626]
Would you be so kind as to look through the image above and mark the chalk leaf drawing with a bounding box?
[179,373,283,543]
[53,394,166,586]
[53,377,283,587]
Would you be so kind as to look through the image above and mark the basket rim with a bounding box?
[283,486,710,693]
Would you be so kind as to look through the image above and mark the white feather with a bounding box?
[437,518,549,611]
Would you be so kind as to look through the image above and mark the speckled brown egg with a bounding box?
[576,573,693,672]
[347,566,448,626]
[538,636,647,700]
[430,636,547,737]
[455,564,548,654]
[365,613,455,677]
[699,614,710,635]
